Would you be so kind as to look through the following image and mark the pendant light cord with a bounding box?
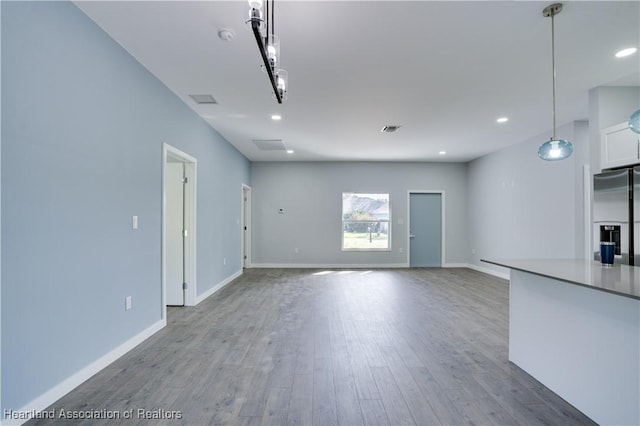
[265,0,269,45]
[551,10,557,140]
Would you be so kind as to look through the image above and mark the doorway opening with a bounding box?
[408,191,444,267]
[162,144,196,319]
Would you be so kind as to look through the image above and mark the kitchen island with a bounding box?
[482,259,639,426]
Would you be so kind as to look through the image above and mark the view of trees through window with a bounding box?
[342,193,390,250]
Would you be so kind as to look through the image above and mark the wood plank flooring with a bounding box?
[29,268,596,425]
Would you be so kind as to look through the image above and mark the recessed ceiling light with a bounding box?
[271,114,282,120]
[286,150,295,154]
[615,47,637,58]
[497,117,509,123]
[439,151,447,155]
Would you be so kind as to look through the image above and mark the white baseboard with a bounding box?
[195,269,243,305]
[466,263,510,280]
[249,263,410,269]
[443,262,469,268]
[6,319,165,426]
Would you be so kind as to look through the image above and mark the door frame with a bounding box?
[241,184,252,268]
[162,143,197,320]
[407,190,445,267]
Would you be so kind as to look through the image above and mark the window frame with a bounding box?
[341,192,391,252]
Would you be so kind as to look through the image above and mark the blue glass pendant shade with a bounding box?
[538,138,573,161]
[629,109,640,134]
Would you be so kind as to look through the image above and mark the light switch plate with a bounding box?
[132,216,138,229]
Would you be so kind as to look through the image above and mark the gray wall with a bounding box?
[250,162,468,267]
[467,122,587,276]
[0,1,3,412]
[1,1,249,411]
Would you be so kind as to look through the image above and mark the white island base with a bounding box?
[485,260,640,425]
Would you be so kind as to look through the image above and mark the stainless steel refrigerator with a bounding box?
[593,166,640,265]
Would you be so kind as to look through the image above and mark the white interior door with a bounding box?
[166,161,184,305]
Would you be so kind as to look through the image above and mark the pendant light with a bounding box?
[629,109,640,134]
[538,3,573,161]
[246,0,287,103]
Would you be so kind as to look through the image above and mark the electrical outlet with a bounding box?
[125,296,132,311]
[223,257,227,266]
[132,216,138,230]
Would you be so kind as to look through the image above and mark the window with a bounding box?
[342,193,390,251]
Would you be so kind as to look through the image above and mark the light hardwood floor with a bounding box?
[30,268,596,425]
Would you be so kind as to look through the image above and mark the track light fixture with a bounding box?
[247,0,287,103]
[538,3,573,161]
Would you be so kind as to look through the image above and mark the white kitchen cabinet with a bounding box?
[601,122,640,170]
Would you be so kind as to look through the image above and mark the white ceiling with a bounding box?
[75,1,640,162]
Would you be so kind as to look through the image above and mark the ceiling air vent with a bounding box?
[381,125,401,133]
[189,94,218,105]
[253,139,286,151]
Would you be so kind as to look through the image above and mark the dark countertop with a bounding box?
[481,259,640,301]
